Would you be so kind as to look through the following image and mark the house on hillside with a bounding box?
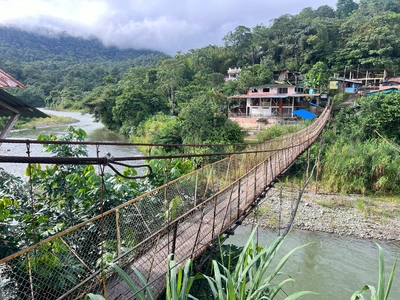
[379,77,400,90]
[228,83,320,122]
[367,87,400,97]
[225,67,241,81]
[273,70,302,85]
[330,78,362,93]
[333,68,391,93]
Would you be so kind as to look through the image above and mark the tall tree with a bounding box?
[156,56,193,115]
[336,0,359,18]
[335,12,400,69]
[223,26,253,66]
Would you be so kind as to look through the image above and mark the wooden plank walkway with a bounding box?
[0,103,331,300]
[105,148,289,299]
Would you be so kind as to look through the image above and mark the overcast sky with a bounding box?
[0,0,337,55]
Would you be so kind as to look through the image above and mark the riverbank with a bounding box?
[12,114,78,130]
[245,185,400,241]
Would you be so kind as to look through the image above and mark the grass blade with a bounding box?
[85,294,106,300]
[284,291,319,300]
[112,264,145,300]
[377,244,385,299]
[384,254,398,300]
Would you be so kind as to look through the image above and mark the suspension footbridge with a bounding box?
[0,104,331,299]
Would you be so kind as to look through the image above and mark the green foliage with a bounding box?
[202,227,316,299]
[0,27,166,108]
[351,244,398,300]
[336,0,359,19]
[166,255,200,300]
[145,148,194,187]
[304,61,330,93]
[180,92,245,145]
[356,93,400,140]
[258,123,307,142]
[0,168,30,258]
[112,264,155,300]
[112,87,168,135]
[235,64,273,94]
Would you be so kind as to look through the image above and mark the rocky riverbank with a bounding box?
[244,186,400,241]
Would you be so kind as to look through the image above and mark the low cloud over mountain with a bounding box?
[0,0,336,54]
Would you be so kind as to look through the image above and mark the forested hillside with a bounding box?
[0,27,167,108]
[2,0,400,147]
[80,0,400,143]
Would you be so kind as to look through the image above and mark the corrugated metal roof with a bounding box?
[367,88,400,96]
[332,77,363,84]
[0,89,49,118]
[229,93,319,99]
[0,69,26,88]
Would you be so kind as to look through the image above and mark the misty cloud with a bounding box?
[0,0,337,54]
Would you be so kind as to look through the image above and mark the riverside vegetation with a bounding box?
[85,227,398,300]
[2,0,400,298]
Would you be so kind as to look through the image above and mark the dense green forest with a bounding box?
[2,0,400,186]
[2,0,400,187]
[2,1,400,297]
[79,0,400,146]
[0,27,167,108]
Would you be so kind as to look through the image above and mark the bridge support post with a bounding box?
[171,222,178,260]
[237,179,241,220]
[116,209,121,257]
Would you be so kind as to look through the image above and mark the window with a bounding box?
[283,98,291,105]
[295,87,304,93]
[262,87,270,92]
[251,98,260,106]
[278,88,288,94]
[252,88,258,93]
[261,99,270,107]
[283,108,292,116]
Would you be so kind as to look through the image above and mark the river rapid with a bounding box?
[1,109,399,299]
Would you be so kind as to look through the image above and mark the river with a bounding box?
[227,224,400,300]
[1,110,399,299]
[1,109,143,177]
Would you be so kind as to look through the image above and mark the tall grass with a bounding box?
[321,138,400,194]
[257,123,307,142]
[203,226,316,300]
[351,244,398,300]
[166,255,200,300]
[86,227,315,299]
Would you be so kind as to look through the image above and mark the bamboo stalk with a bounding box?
[27,253,35,300]
[116,209,121,257]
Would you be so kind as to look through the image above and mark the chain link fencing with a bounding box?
[0,105,331,299]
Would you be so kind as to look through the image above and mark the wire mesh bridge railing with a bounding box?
[0,104,331,299]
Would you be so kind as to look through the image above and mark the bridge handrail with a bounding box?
[0,104,331,300]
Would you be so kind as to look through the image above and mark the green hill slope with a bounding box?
[0,27,168,107]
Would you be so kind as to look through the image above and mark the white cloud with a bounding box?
[0,0,337,54]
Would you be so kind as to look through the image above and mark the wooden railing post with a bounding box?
[116,209,121,257]
[171,222,178,260]
[237,179,241,220]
